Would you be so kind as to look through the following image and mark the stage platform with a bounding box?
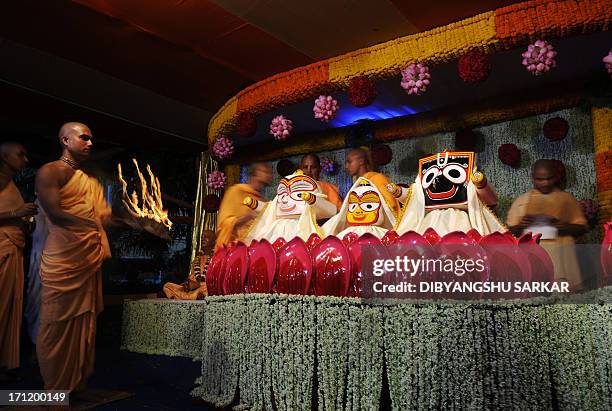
[121,288,611,410]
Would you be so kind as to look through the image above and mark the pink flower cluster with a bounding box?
[400,63,431,95]
[313,95,339,122]
[320,156,335,174]
[603,49,612,77]
[522,40,557,75]
[207,170,227,190]
[212,136,234,161]
[269,115,293,141]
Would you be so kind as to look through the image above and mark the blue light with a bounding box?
[330,103,418,127]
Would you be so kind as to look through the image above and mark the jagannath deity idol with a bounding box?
[241,170,337,243]
[391,150,506,236]
[322,177,396,239]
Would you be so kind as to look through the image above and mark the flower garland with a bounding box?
[123,289,612,409]
[543,116,569,141]
[211,136,234,161]
[400,63,431,95]
[348,76,377,107]
[207,170,226,190]
[521,40,557,75]
[313,95,339,122]
[458,50,491,83]
[208,0,610,144]
[235,112,257,139]
[499,143,521,167]
[603,50,612,77]
[371,144,393,166]
[320,156,336,174]
[270,115,293,141]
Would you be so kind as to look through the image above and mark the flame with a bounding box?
[117,159,172,229]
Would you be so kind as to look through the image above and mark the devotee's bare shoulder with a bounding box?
[36,161,75,188]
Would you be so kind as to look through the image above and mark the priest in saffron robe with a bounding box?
[0,142,37,380]
[35,122,113,392]
[345,147,400,217]
[215,163,272,251]
[507,159,588,290]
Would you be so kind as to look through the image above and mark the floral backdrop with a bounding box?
[243,106,599,243]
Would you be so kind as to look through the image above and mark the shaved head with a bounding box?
[532,159,557,194]
[300,154,321,179]
[58,122,91,146]
[0,141,28,172]
[532,159,555,174]
[0,142,24,157]
[58,122,93,161]
[345,147,373,176]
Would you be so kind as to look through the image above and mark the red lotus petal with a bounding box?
[519,241,554,296]
[206,246,227,296]
[479,231,516,245]
[422,227,440,244]
[272,237,287,252]
[439,231,478,245]
[246,239,276,293]
[503,231,519,243]
[394,231,436,298]
[275,237,312,295]
[466,228,482,243]
[342,231,360,246]
[480,235,531,299]
[223,242,249,295]
[312,236,351,297]
[347,233,388,297]
[306,233,322,251]
[518,232,543,245]
[396,231,428,247]
[437,232,488,300]
[381,230,399,245]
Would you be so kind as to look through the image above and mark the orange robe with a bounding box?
[507,188,588,290]
[163,255,208,300]
[215,184,263,250]
[362,171,400,217]
[0,181,25,370]
[37,170,111,391]
[317,180,342,211]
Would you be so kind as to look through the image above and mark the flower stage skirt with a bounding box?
[122,289,612,410]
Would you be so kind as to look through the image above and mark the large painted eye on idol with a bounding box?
[290,192,306,201]
[360,202,380,212]
[422,167,440,189]
[348,203,359,212]
[442,163,467,184]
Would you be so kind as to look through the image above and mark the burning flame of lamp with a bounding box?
[117,159,172,230]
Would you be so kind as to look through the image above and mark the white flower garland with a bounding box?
[122,288,612,409]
